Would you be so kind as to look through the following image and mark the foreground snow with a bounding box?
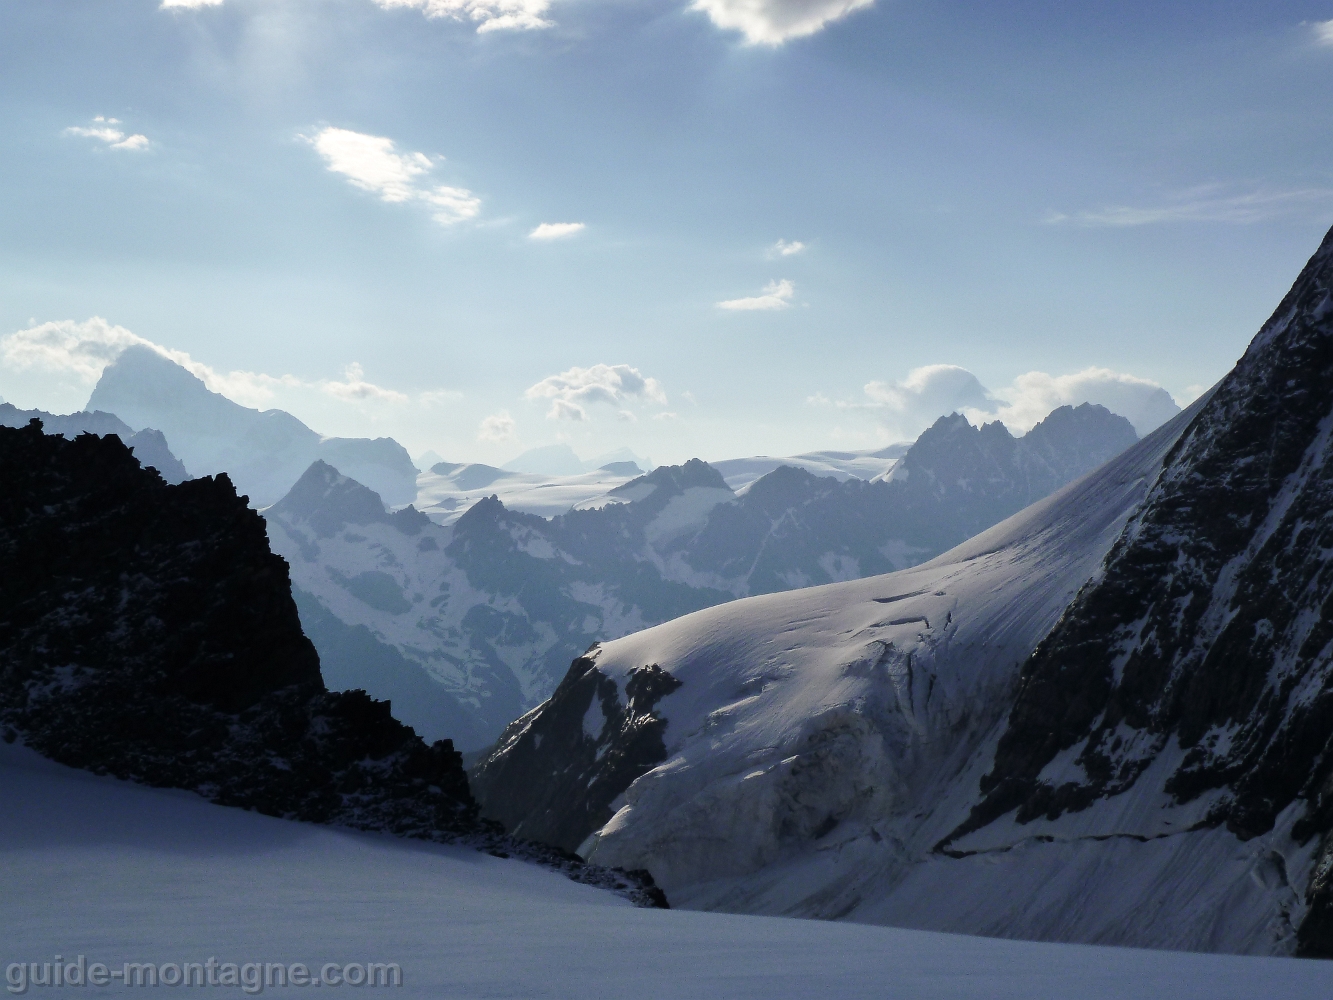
[0,742,1324,999]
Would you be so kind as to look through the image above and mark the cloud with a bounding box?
[690,0,874,45]
[529,222,586,241]
[372,0,552,32]
[717,278,795,311]
[306,127,481,226]
[861,365,996,435]
[160,0,224,7]
[828,363,1181,440]
[991,368,1181,437]
[479,411,518,442]
[525,363,667,421]
[321,363,410,404]
[64,117,149,151]
[1313,19,1333,46]
[1,318,434,412]
[1046,185,1333,227]
[770,239,805,257]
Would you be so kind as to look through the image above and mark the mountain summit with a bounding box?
[87,346,418,507]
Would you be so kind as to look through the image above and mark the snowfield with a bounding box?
[0,741,1326,999]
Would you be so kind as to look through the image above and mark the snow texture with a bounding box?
[1,741,1326,1000]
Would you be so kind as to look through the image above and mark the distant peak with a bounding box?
[267,460,388,537]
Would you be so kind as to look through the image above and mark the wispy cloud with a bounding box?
[717,278,795,311]
[321,363,410,404]
[306,127,481,226]
[0,318,446,412]
[1046,184,1333,227]
[691,0,873,45]
[769,239,805,257]
[529,222,585,241]
[478,411,518,442]
[526,364,667,421]
[64,117,149,151]
[1312,19,1333,46]
[160,0,224,7]
[373,0,552,32]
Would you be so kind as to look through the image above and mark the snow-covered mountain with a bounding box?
[85,345,418,507]
[270,405,1136,750]
[7,741,1325,1000]
[0,403,188,483]
[469,226,1333,956]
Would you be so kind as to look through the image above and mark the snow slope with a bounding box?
[473,391,1319,953]
[1,741,1325,1000]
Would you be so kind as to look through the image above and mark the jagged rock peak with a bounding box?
[268,459,391,537]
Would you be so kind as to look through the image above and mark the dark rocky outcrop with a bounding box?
[0,402,188,483]
[0,420,665,908]
[470,649,682,853]
[943,227,1333,956]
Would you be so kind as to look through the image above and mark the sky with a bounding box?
[2,0,1333,467]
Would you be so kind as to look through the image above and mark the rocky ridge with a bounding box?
[0,420,665,908]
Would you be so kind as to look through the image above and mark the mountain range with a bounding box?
[266,403,1138,749]
[469,225,1333,957]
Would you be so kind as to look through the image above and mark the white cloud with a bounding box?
[321,363,410,404]
[373,0,552,32]
[1047,185,1333,227]
[828,363,1181,440]
[770,239,805,257]
[64,117,149,151]
[525,363,667,421]
[1313,19,1333,46]
[307,127,481,226]
[160,0,224,7]
[478,411,519,442]
[529,222,586,241]
[0,318,434,412]
[717,278,795,311]
[691,0,873,45]
[861,365,995,436]
[991,368,1181,437]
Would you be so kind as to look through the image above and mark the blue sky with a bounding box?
[2,0,1332,466]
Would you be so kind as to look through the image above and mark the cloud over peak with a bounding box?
[529,222,585,241]
[64,117,149,151]
[821,362,1181,440]
[526,363,666,421]
[717,278,795,311]
[691,0,874,45]
[0,318,436,413]
[307,127,480,226]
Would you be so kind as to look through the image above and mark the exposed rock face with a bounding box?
[0,420,475,835]
[470,651,682,852]
[0,402,189,483]
[947,228,1333,956]
[86,346,418,507]
[0,420,667,908]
